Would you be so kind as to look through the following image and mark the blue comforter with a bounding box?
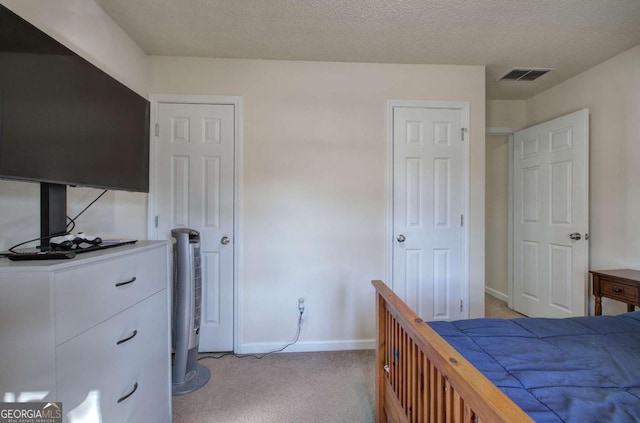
[429,312,640,422]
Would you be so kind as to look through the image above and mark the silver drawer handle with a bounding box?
[116,330,138,345]
[115,277,136,287]
[117,382,138,404]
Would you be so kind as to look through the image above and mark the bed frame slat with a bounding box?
[373,280,533,423]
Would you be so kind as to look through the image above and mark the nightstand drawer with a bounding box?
[601,279,639,303]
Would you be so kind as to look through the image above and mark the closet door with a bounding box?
[392,104,467,321]
[156,102,235,351]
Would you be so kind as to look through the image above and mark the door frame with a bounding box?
[385,100,470,318]
[147,94,244,352]
[486,127,517,309]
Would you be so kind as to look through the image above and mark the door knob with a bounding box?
[397,234,406,243]
[221,236,231,245]
[569,233,581,240]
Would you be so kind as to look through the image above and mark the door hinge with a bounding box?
[461,127,467,141]
[460,299,464,313]
[460,214,464,227]
[154,215,159,228]
[155,123,159,136]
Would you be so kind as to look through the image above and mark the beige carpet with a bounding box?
[485,294,526,319]
[173,350,375,423]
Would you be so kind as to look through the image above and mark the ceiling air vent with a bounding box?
[499,68,553,81]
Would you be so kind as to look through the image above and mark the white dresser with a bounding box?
[0,241,172,423]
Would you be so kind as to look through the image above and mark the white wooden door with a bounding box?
[513,109,589,318]
[156,102,235,351]
[392,106,466,321]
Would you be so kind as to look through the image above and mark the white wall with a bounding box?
[149,57,486,351]
[0,0,150,250]
[526,44,640,315]
[486,100,526,130]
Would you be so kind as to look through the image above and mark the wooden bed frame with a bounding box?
[372,280,534,423]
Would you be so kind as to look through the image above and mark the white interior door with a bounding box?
[513,109,589,318]
[392,105,467,321]
[155,102,235,351]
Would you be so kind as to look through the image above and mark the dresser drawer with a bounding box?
[601,279,639,303]
[55,246,167,344]
[56,291,168,423]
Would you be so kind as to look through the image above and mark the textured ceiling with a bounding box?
[95,0,640,100]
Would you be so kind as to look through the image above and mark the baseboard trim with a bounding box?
[485,287,509,302]
[237,339,376,354]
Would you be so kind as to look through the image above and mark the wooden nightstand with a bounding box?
[590,269,640,316]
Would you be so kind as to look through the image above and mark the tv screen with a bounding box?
[0,5,150,193]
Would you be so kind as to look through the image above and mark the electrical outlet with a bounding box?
[298,297,305,315]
